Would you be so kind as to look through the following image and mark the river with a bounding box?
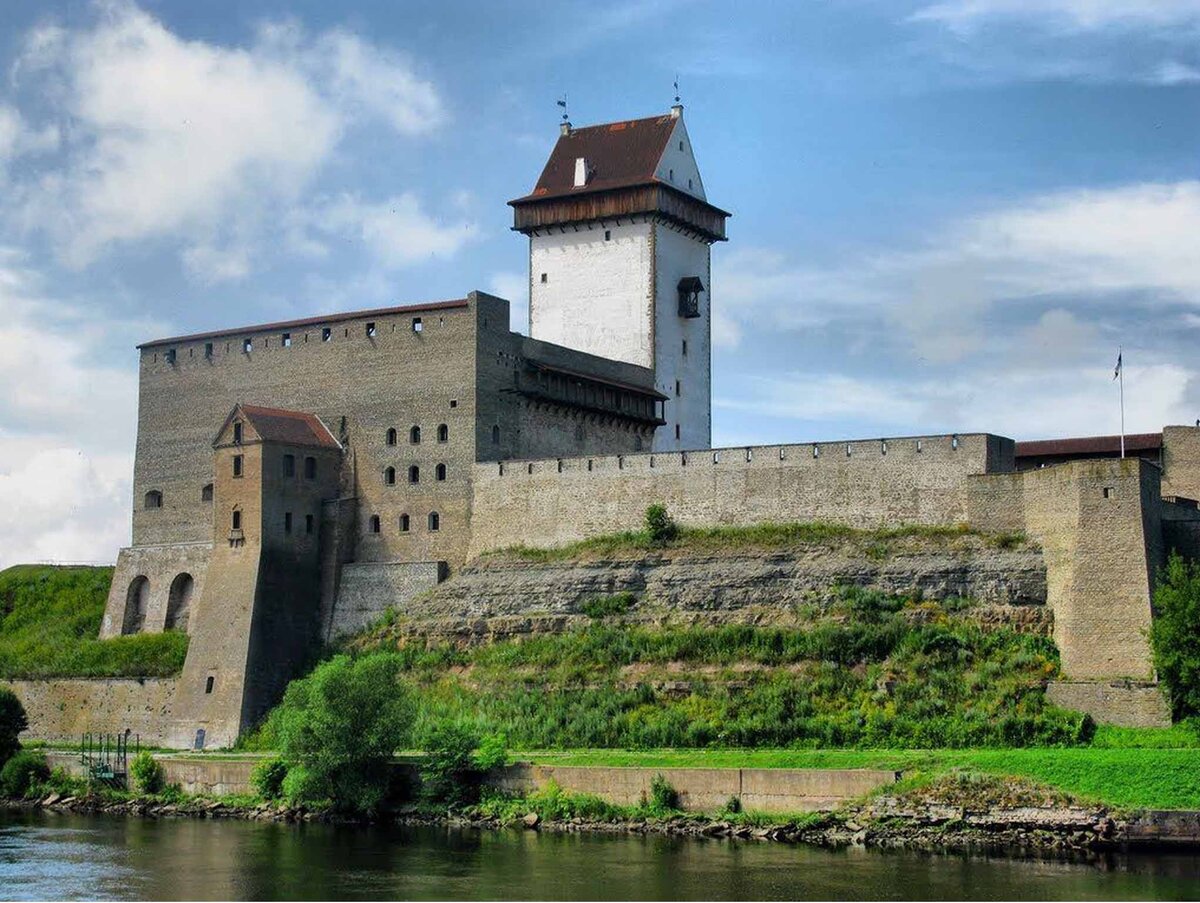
[2,811,1199,900]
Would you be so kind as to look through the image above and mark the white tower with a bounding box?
[510,105,729,451]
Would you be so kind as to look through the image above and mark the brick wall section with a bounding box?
[1046,681,1170,728]
[968,458,1160,679]
[4,679,178,746]
[467,433,1011,558]
[326,561,444,639]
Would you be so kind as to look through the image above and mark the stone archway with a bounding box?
[165,573,194,633]
[122,576,150,635]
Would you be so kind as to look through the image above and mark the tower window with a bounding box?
[540,273,547,284]
[242,338,252,353]
[386,428,397,446]
[679,140,684,151]
[201,483,213,502]
[436,463,447,481]
[205,676,214,694]
[410,425,421,444]
[668,168,674,181]
[366,322,376,337]
[675,380,681,397]
[682,339,688,356]
[677,276,704,318]
[492,425,500,444]
[232,509,241,530]
[282,454,295,477]
[282,333,291,347]
[409,465,420,484]
[322,327,332,342]
[165,348,176,365]
[400,513,410,533]
[144,490,163,509]
[284,512,292,534]
[412,317,423,333]
[369,515,381,533]
[604,230,611,241]
[233,422,243,444]
[385,466,396,485]
[437,424,449,443]
[305,514,314,534]
[428,512,440,532]
[304,456,316,479]
[205,342,214,358]
[675,424,681,440]
[232,455,243,478]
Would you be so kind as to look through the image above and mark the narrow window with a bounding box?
[322,327,332,342]
[205,676,214,694]
[436,463,447,481]
[385,466,396,485]
[144,490,163,509]
[284,512,292,534]
[282,333,292,347]
[399,513,410,533]
[386,427,397,446]
[305,514,314,535]
[242,338,252,354]
[428,512,440,532]
[675,424,681,440]
[587,459,594,471]
[233,422,243,444]
[282,454,295,477]
[409,465,420,484]
[233,455,243,478]
[682,339,688,356]
[437,424,449,443]
[201,483,213,502]
[369,515,381,534]
[165,348,176,365]
[205,342,214,358]
[412,317,423,333]
[679,140,684,151]
[1103,487,1114,499]
[366,322,376,337]
[304,456,316,479]
[540,273,548,284]
[604,230,611,241]
[688,178,693,190]
[410,425,421,444]
[492,425,500,444]
[232,509,242,530]
[951,435,960,450]
[675,380,681,397]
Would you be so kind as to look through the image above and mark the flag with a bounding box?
[1114,351,1122,380]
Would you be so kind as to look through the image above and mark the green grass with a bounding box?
[0,565,188,678]
[484,521,1028,564]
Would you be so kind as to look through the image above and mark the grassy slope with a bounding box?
[0,565,188,678]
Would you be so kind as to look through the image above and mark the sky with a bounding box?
[0,0,1198,567]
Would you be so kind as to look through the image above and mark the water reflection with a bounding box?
[2,811,1199,901]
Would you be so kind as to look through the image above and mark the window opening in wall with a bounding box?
[412,317,423,333]
[587,459,593,471]
[713,451,721,463]
[366,322,376,337]
[675,380,681,397]
[540,273,547,283]
[527,463,534,474]
[165,348,176,365]
[122,576,149,635]
[437,423,448,442]
[492,425,500,444]
[557,459,563,473]
[205,676,214,694]
[1103,486,1115,499]
[688,178,693,190]
[669,168,674,180]
[232,509,242,530]
[881,441,888,455]
[322,327,332,342]
[436,463,447,481]
[144,490,163,509]
[385,466,396,485]
[304,456,316,479]
[410,425,421,444]
[242,338,252,354]
[369,515,381,533]
[450,399,458,408]
[283,454,295,477]
[428,512,440,531]
[408,465,420,484]
[650,456,656,468]
[386,427,397,446]
[165,573,193,632]
[846,444,852,457]
[951,435,960,450]
[679,141,684,151]
[400,513,410,532]
[681,452,688,466]
[232,455,243,477]
[205,342,214,358]
[682,339,687,356]
[282,333,292,347]
[813,444,820,458]
[916,440,923,453]
[678,277,704,318]
[201,483,213,502]
[284,512,292,534]
[675,424,681,440]
[604,230,611,241]
[305,514,314,535]
[344,328,349,337]
[746,447,754,462]
[233,422,243,444]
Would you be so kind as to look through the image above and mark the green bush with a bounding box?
[0,687,28,766]
[474,733,508,772]
[1151,553,1200,721]
[648,773,679,811]
[1,749,49,798]
[129,751,165,794]
[580,593,635,620]
[419,723,482,807]
[645,505,679,544]
[251,757,288,800]
[275,653,414,814]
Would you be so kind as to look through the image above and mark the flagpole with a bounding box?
[1119,346,1125,459]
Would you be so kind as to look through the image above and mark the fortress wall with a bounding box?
[327,561,444,639]
[3,678,178,746]
[467,433,1010,558]
[100,543,212,640]
[968,458,1159,680]
[1162,425,1200,502]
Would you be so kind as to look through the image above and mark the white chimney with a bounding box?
[573,157,589,188]
[670,103,683,119]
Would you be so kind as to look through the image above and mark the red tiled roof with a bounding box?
[1015,432,1162,458]
[139,299,468,349]
[236,405,340,450]
[512,115,678,204]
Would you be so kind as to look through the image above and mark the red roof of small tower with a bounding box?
[217,404,341,450]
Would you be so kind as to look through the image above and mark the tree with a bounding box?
[0,688,28,767]
[275,653,414,814]
[1150,553,1200,720]
[645,504,678,544]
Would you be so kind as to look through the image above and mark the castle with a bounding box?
[49,105,1200,747]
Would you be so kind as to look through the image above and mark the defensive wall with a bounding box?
[4,679,177,747]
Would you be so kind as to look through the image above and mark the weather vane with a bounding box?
[557,93,569,123]
[674,75,680,105]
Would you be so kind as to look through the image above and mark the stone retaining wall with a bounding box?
[4,679,177,747]
[1047,680,1170,728]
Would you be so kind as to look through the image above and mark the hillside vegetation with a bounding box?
[0,566,188,678]
[345,586,1088,749]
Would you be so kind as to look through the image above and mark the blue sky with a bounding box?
[1,0,1198,565]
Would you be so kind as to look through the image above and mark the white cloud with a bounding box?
[315,193,480,269]
[488,270,528,333]
[912,0,1200,33]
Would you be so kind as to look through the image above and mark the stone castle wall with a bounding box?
[100,542,211,640]
[3,678,178,746]
[467,433,1012,558]
[327,561,444,639]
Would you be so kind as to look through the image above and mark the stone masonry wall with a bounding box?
[4,679,178,746]
[327,561,444,639]
[468,433,1012,558]
[100,543,211,640]
[1046,680,1170,728]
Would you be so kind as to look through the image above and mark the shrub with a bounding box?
[474,733,508,772]
[0,749,49,798]
[275,653,414,814]
[0,687,28,766]
[580,593,635,620]
[1150,553,1200,721]
[130,751,165,794]
[645,505,678,544]
[648,773,680,811]
[419,723,481,808]
[251,757,288,800]
[724,795,742,814]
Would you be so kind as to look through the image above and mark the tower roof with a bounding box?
[215,404,341,450]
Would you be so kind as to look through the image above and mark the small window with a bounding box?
[679,140,684,151]
[540,273,547,284]
[1103,487,1114,499]
[682,339,687,356]
[322,327,332,342]
[232,509,242,530]
[428,511,440,531]
[437,424,449,443]
[675,380,681,397]
[492,425,500,444]
[284,512,292,534]
[305,514,314,535]
[366,322,376,337]
[304,456,316,479]
[201,483,213,502]
[385,466,396,485]
[436,463,447,481]
[144,490,163,509]
[669,168,674,181]
[386,428,397,446]
[204,342,213,358]
[409,465,420,484]
[242,338,252,353]
[233,422,243,444]
[205,676,214,694]
[400,513,410,533]
[233,455,243,478]
[675,424,681,440]
[688,178,693,190]
[951,435,960,450]
[282,333,291,347]
[282,454,295,477]
[369,515,381,534]
[677,276,704,318]
[412,317,423,333]
[450,399,458,408]
[604,230,611,241]
[165,348,176,365]
[410,425,421,444]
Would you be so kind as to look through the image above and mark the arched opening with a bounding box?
[386,428,397,446]
[122,576,150,635]
[408,465,420,484]
[436,463,447,481]
[144,490,163,509]
[437,424,449,443]
[165,573,194,633]
[369,515,381,533]
[385,466,396,485]
[201,483,213,502]
[399,513,410,532]
[428,511,440,532]
[410,425,421,444]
